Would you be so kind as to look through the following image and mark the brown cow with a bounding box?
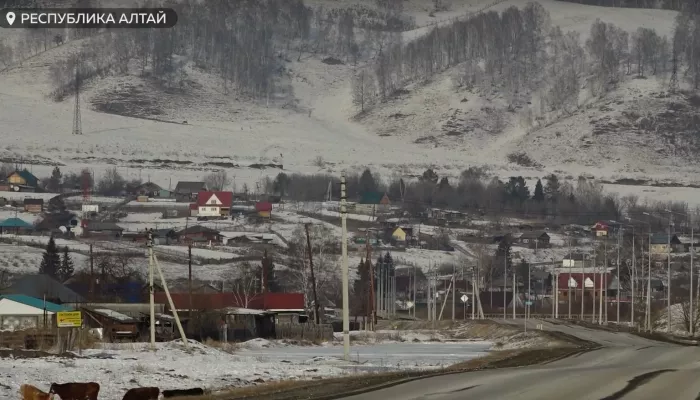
[19,384,52,400]
[49,382,99,400]
[122,387,160,400]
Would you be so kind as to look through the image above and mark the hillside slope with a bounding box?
[0,0,695,205]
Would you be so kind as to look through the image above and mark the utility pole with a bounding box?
[617,227,621,324]
[581,255,585,320]
[381,256,386,318]
[512,271,516,319]
[568,238,572,320]
[691,224,694,336]
[412,264,416,319]
[304,223,320,325]
[503,252,507,320]
[188,245,193,321]
[147,230,156,350]
[600,239,606,324]
[527,262,531,330]
[340,172,350,361]
[604,239,608,323]
[631,226,635,327]
[667,215,673,332]
[150,234,187,347]
[452,264,456,321]
[365,229,375,329]
[647,232,652,332]
[89,244,94,302]
[592,245,597,323]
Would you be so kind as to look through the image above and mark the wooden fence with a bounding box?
[275,323,334,342]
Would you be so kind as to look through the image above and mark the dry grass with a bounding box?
[203,338,240,353]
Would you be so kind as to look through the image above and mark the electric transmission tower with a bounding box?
[72,65,82,135]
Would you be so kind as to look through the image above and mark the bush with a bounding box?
[507,152,542,168]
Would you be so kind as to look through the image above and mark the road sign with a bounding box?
[57,311,82,328]
[460,294,468,303]
[525,301,533,306]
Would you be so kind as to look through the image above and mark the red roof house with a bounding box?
[153,292,304,312]
[196,191,233,217]
[557,273,613,299]
[255,201,273,219]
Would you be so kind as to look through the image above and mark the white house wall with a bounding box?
[0,298,56,316]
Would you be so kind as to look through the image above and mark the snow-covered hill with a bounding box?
[0,0,696,205]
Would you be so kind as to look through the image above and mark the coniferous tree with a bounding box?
[261,250,279,292]
[353,258,370,315]
[494,239,513,278]
[39,236,61,278]
[58,246,75,282]
[359,168,378,195]
[47,166,62,192]
[533,179,545,202]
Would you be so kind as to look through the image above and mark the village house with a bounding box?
[174,181,207,202]
[556,272,614,301]
[255,201,273,219]
[492,232,513,243]
[650,233,682,257]
[2,274,85,303]
[0,217,34,234]
[356,192,391,215]
[6,169,39,192]
[81,221,124,238]
[131,181,163,197]
[196,191,233,219]
[517,231,550,248]
[561,253,591,270]
[391,227,407,243]
[178,225,222,244]
[0,294,73,331]
[23,198,44,213]
[591,220,621,237]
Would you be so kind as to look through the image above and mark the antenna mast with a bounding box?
[72,64,82,135]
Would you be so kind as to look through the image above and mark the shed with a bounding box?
[82,307,140,342]
[23,198,44,213]
[0,294,73,331]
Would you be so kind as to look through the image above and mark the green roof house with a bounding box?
[7,169,39,188]
[0,294,74,330]
[357,192,390,215]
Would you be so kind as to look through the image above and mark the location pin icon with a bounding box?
[6,12,15,26]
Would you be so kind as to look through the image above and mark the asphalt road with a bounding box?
[340,319,700,400]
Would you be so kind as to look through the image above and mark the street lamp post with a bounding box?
[665,209,694,336]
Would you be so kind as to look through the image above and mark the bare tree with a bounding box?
[203,170,232,191]
[222,262,260,308]
[0,269,10,290]
[352,69,376,113]
[287,225,340,310]
[96,167,126,196]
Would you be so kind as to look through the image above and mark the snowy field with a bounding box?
[0,338,493,400]
[0,191,58,201]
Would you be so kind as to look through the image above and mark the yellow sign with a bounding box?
[57,311,82,328]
